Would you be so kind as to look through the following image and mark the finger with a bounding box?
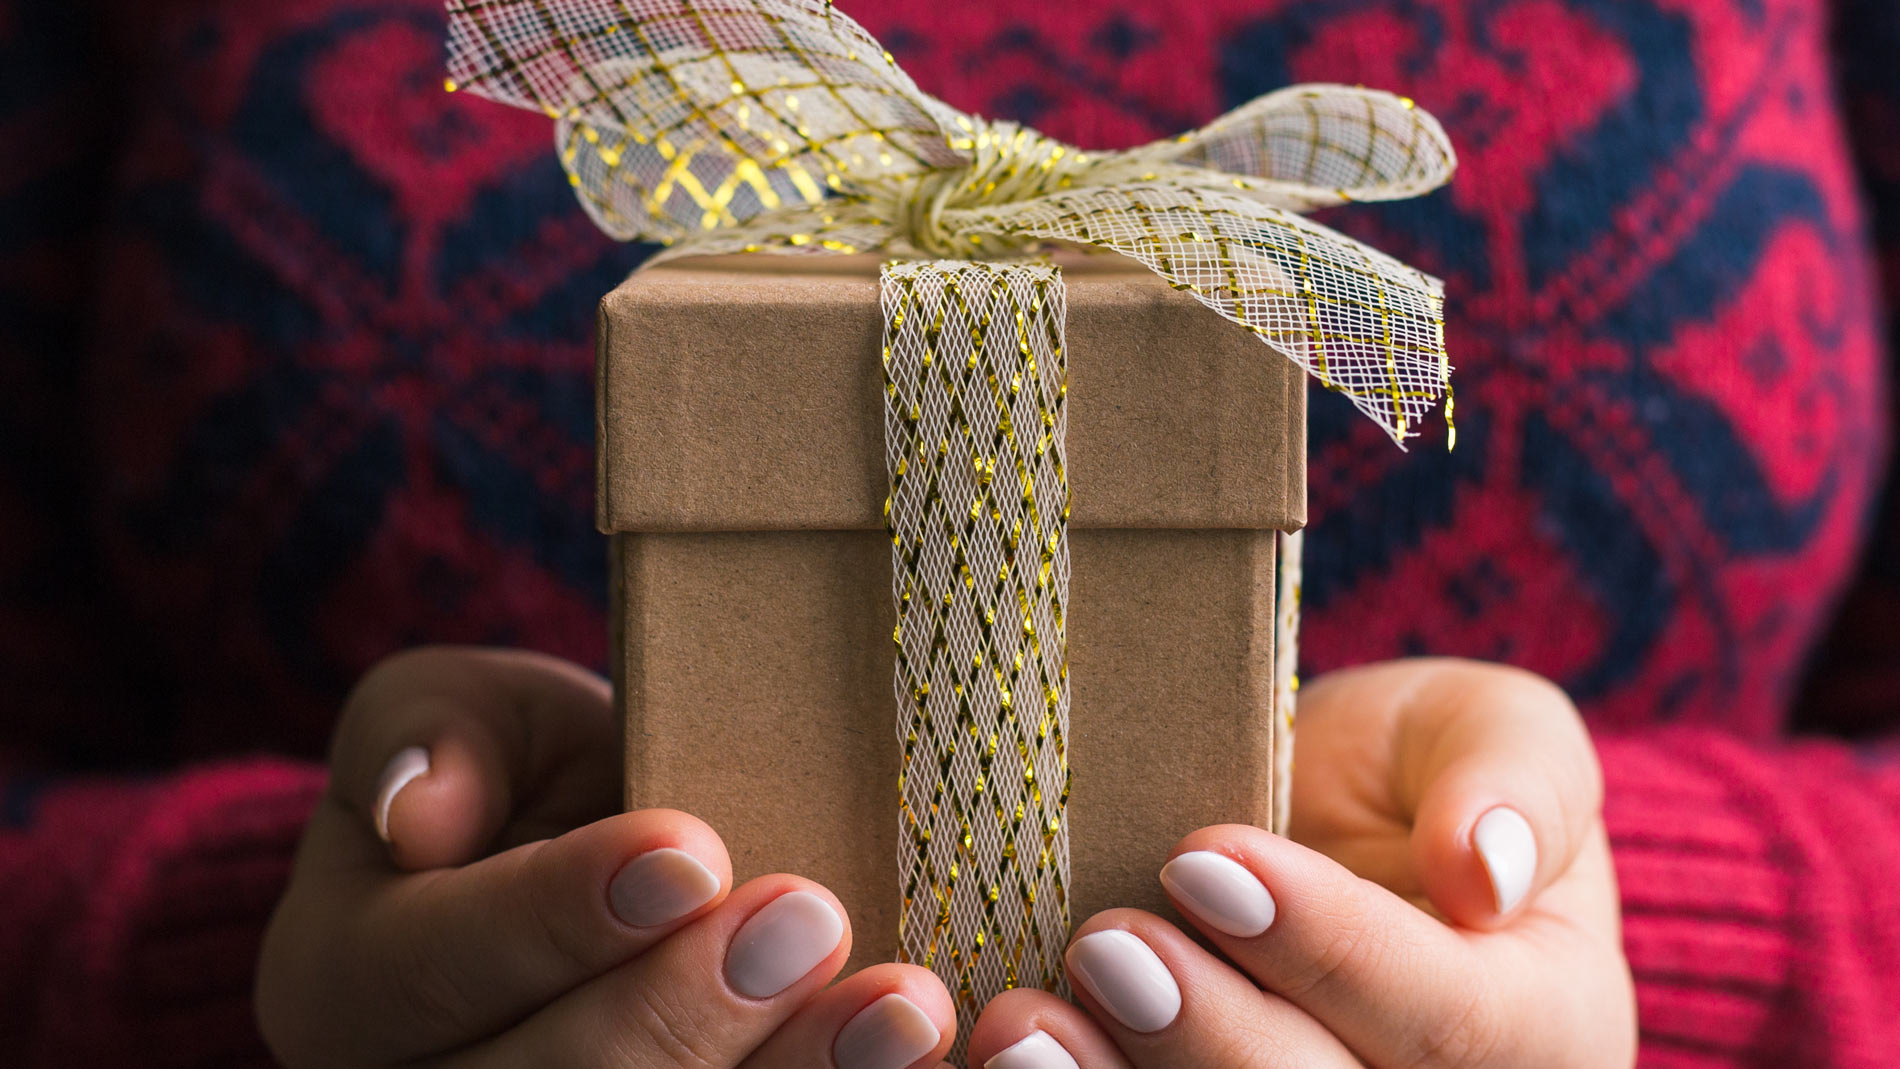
[442,875,852,1069]
[966,988,1130,1069]
[1296,658,1601,926]
[1396,660,1601,925]
[276,807,732,1060]
[1163,825,1500,1067]
[331,646,617,870]
[1062,910,1359,1068]
[740,963,953,1068]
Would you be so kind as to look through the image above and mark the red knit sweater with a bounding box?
[4,0,1900,1064]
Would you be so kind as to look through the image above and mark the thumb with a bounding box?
[329,646,618,870]
[1389,659,1603,929]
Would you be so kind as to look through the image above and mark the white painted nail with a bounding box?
[834,993,941,1069]
[1474,806,1537,914]
[609,848,721,927]
[725,891,845,998]
[985,1029,1080,1069]
[372,746,429,843]
[1160,851,1277,937]
[1065,929,1181,1033]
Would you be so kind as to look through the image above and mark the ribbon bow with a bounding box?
[445,0,1457,441]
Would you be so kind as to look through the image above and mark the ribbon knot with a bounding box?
[891,120,1091,257]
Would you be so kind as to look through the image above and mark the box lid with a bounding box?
[597,251,1306,533]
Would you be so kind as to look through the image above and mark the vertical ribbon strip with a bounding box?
[883,260,1071,1037]
[1273,529,1304,837]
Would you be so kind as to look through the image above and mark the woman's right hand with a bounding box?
[257,646,954,1068]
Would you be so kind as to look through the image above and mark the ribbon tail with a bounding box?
[883,260,1071,1058]
[969,184,1451,444]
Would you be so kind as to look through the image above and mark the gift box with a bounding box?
[446,0,1455,1034]
[598,250,1305,973]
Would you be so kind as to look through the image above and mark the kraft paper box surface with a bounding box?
[598,251,1306,971]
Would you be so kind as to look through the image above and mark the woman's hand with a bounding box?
[967,658,1635,1068]
[256,646,955,1068]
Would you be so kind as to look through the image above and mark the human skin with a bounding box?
[257,651,1630,1067]
[967,659,1636,1068]
[255,647,956,1069]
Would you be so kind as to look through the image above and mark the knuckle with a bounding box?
[1497,662,1572,709]
[520,857,604,976]
[380,904,485,1038]
[1406,983,1504,1069]
[349,646,445,703]
[1219,1033,1293,1068]
[328,647,449,761]
[1206,1038,1265,1068]
[1452,658,1573,716]
[611,981,727,1068]
[1280,912,1385,1003]
[255,899,362,1067]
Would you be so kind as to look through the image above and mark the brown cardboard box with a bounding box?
[599,252,1305,972]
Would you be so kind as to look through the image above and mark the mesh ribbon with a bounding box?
[884,260,1071,1024]
[445,0,1451,1048]
[1274,529,1304,836]
[444,0,1458,442]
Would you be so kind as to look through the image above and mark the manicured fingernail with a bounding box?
[1160,850,1277,937]
[725,891,845,998]
[1474,806,1537,914]
[834,993,941,1069]
[373,746,429,842]
[1065,929,1181,1032]
[609,848,721,927]
[986,1029,1080,1069]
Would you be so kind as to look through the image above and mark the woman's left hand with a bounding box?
[966,658,1636,1068]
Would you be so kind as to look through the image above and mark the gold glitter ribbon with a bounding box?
[1273,529,1304,836]
[445,0,1454,1044]
[445,0,1457,442]
[883,260,1071,1019]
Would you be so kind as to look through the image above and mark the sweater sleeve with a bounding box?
[0,759,324,1068]
[1599,729,1900,1068]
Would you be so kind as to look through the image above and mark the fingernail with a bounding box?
[834,993,941,1069]
[609,848,721,927]
[1064,929,1181,1033]
[725,890,845,998]
[1160,850,1277,937]
[1474,806,1537,914]
[373,746,429,842]
[986,1029,1080,1069]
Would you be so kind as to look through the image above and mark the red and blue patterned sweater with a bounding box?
[4,0,1900,1064]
